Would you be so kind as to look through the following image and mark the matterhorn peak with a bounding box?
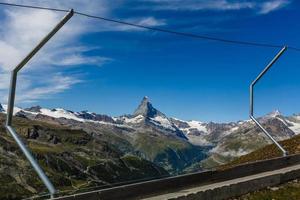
[133,96,163,118]
[142,96,149,103]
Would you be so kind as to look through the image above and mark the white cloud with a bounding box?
[54,55,112,66]
[15,74,82,103]
[34,45,111,67]
[113,17,166,31]
[0,41,22,71]
[0,72,11,90]
[0,8,88,105]
[141,0,291,14]
[0,0,166,105]
[258,0,290,14]
[143,0,255,11]
[135,17,166,26]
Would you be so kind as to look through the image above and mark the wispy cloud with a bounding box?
[54,55,112,66]
[113,17,166,31]
[0,7,89,105]
[0,0,165,105]
[142,0,255,11]
[141,0,291,14]
[14,74,82,103]
[258,0,290,14]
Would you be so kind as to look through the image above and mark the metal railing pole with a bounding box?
[5,9,74,198]
[249,46,288,157]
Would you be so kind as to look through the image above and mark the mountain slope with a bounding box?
[0,98,207,175]
[198,111,297,169]
[0,113,168,199]
[131,131,207,173]
[220,134,300,170]
[1,99,300,177]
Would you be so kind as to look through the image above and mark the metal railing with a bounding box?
[5,9,74,198]
[249,46,288,156]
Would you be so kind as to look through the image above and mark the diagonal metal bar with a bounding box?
[5,9,74,197]
[249,46,288,157]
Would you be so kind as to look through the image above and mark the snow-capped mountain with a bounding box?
[3,96,300,198]
[266,109,281,118]
[1,103,22,114]
[283,114,300,134]
[133,96,163,118]
[199,110,298,168]
[2,99,300,140]
[170,118,212,146]
[2,97,300,170]
[126,96,177,131]
[0,97,187,140]
[1,104,116,124]
[261,110,300,136]
[2,99,300,142]
[27,106,87,122]
[119,96,187,139]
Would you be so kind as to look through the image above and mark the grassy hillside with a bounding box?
[0,111,208,199]
[0,114,169,199]
[234,179,300,200]
[220,134,300,170]
[221,134,300,200]
[232,180,300,200]
[133,131,207,173]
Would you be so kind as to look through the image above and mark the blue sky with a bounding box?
[0,0,300,122]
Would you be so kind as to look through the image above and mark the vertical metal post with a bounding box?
[5,9,74,198]
[249,46,288,157]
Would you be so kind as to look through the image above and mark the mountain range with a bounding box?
[3,97,299,162]
[0,96,300,198]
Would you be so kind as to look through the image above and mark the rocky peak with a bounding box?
[133,96,163,118]
[77,111,115,123]
[266,110,282,118]
[25,105,42,113]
